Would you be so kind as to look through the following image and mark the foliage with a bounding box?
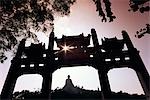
[129,0,150,13]
[93,0,150,38]
[12,89,146,99]
[0,0,149,63]
[135,24,150,38]
[128,0,150,38]
[0,0,76,63]
[93,0,116,22]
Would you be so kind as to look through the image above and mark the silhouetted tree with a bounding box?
[135,24,150,38]
[13,89,146,99]
[128,0,150,38]
[93,0,150,22]
[0,0,149,63]
[129,0,150,13]
[93,0,116,22]
[0,0,76,63]
[93,0,149,38]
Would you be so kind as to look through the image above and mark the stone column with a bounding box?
[41,72,52,99]
[98,70,111,98]
[122,31,150,100]
[91,28,111,98]
[1,39,25,99]
[41,30,55,99]
[1,65,19,99]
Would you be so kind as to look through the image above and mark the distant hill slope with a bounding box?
[12,89,146,100]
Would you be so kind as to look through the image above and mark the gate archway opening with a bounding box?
[13,74,43,93]
[108,68,144,95]
[52,66,101,91]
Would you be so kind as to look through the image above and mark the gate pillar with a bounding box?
[41,30,55,99]
[98,70,111,97]
[122,31,150,100]
[1,39,25,99]
[41,72,52,99]
[91,28,111,98]
[1,64,19,99]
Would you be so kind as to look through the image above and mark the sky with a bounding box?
[0,0,150,95]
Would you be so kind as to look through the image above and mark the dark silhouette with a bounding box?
[135,24,150,38]
[12,89,146,100]
[0,0,76,63]
[62,75,80,94]
[93,0,116,22]
[0,0,149,63]
[129,0,150,13]
[129,0,150,38]
[1,29,149,100]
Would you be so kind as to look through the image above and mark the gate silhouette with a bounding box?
[1,29,149,100]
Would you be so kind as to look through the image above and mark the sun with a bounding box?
[62,45,71,53]
[62,45,69,51]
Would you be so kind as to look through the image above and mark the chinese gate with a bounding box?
[1,29,149,100]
